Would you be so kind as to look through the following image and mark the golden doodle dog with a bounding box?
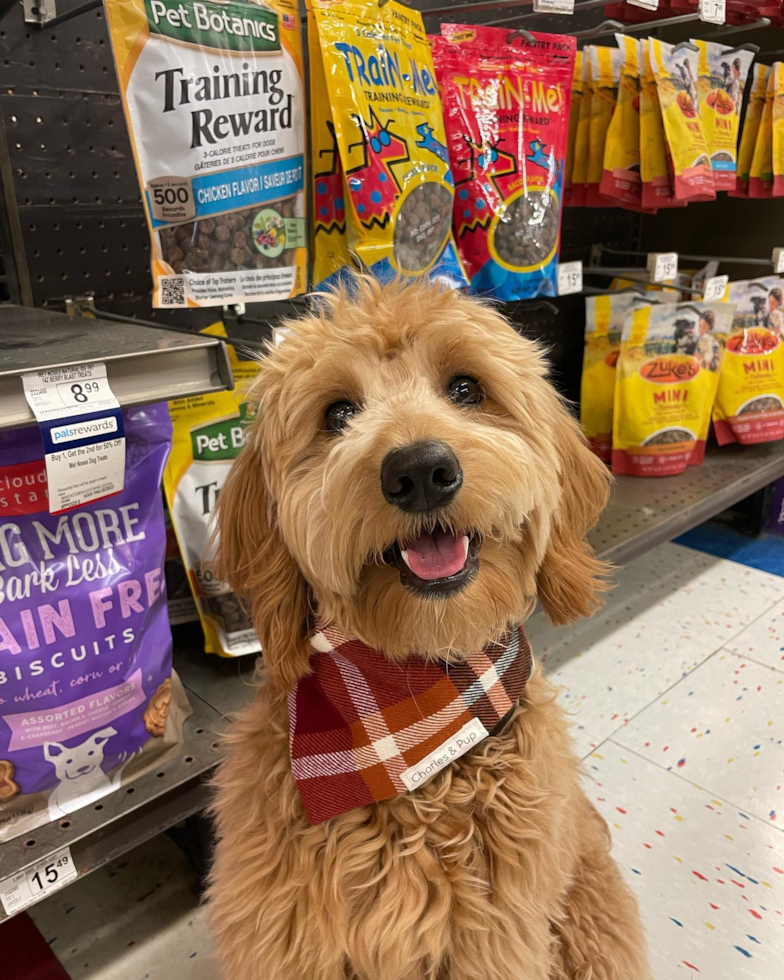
[208,276,650,980]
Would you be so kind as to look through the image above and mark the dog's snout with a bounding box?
[381,441,462,513]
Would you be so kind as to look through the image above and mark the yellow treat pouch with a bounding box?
[750,65,775,198]
[693,40,756,193]
[308,9,352,286]
[569,49,593,207]
[564,52,583,206]
[731,63,769,198]
[586,45,624,207]
[581,290,677,462]
[613,301,731,477]
[164,326,262,657]
[714,277,784,446]
[649,39,715,202]
[308,0,465,286]
[104,0,307,308]
[600,35,641,208]
[773,62,784,197]
[640,41,681,211]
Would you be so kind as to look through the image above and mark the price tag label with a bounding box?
[773,248,784,274]
[703,275,729,301]
[699,0,726,23]
[0,846,77,916]
[557,260,583,296]
[532,0,574,13]
[648,252,678,283]
[22,363,125,514]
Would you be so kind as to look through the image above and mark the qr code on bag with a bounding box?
[159,276,187,307]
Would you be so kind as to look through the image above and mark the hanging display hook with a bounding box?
[507,27,537,45]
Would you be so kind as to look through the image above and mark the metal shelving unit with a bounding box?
[0,305,233,429]
[3,440,783,920]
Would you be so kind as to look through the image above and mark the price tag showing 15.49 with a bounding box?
[0,846,77,915]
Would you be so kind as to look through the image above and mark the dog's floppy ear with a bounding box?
[213,441,312,690]
[536,405,612,626]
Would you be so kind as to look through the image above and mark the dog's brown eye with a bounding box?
[447,376,484,406]
[325,401,358,433]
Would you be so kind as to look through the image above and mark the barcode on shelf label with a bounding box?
[773,248,784,274]
[0,846,77,916]
[648,252,678,283]
[628,0,659,9]
[699,0,726,23]
[532,0,574,13]
[557,260,583,296]
[703,275,729,302]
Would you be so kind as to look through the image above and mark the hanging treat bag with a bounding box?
[569,50,593,207]
[613,301,732,477]
[581,290,677,462]
[586,44,625,207]
[433,26,575,299]
[104,0,306,308]
[713,277,784,445]
[601,35,642,208]
[163,326,262,657]
[0,405,192,841]
[649,39,716,202]
[308,1,464,287]
[731,63,769,197]
[773,62,784,196]
[693,40,756,192]
[640,41,679,210]
[308,9,352,287]
[749,66,775,197]
[564,52,584,207]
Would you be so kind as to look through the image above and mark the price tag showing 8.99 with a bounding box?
[22,362,120,424]
[0,846,77,915]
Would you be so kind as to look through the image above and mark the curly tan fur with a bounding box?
[207,277,650,980]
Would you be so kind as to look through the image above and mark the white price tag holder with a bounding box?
[0,846,77,916]
[703,275,729,301]
[628,0,659,9]
[647,252,678,283]
[699,0,726,24]
[773,248,784,274]
[22,362,125,514]
[532,0,574,13]
[557,260,583,296]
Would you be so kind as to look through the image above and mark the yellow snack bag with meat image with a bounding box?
[713,277,784,445]
[773,62,784,197]
[569,50,593,207]
[612,301,732,477]
[564,52,583,206]
[749,66,775,198]
[581,290,677,462]
[586,44,625,207]
[731,63,769,197]
[649,38,716,202]
[600,35,641,208]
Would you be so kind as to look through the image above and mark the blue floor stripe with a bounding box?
[675,525,784,577]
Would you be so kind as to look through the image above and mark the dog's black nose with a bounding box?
[381,441,462,512]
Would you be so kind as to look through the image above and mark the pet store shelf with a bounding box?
[591,441,784,566]
[3,442,784,921]
[0,305,233,429]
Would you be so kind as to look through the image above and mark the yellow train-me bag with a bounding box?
[714,277,784,446]
[649,38,715,202]
[693,40,756,192]
[732,63,769,197]
[600,35,641,208]
[307,0,464,286]
[749,65,775,198]
[164,325,262,657]
[586,44,624,207]
[640,42,679,210]
[581,291,677,462]
[613,301,732,477]
[569,50,593,207]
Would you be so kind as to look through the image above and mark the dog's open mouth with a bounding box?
[386,526,480,597]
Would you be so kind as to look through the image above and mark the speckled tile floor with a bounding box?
[27,542,784,979]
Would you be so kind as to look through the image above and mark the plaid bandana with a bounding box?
[289,623,533,825]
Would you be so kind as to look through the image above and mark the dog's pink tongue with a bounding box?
[403,529,467,581]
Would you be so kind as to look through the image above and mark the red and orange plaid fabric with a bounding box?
[289,622,532,825]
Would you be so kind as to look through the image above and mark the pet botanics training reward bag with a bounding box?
[0,405,190,842]
[105,0,307,308]
[433,25,575,299]
[308,0,464,287]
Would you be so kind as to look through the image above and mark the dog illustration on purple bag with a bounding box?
[44,726,137,819]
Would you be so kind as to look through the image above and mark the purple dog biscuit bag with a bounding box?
[0,403,191,842]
